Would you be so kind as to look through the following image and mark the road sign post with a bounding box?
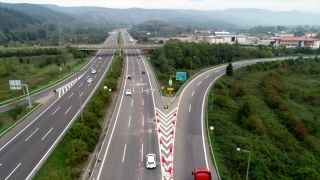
[9,80,32,108]
[176,72,187,81]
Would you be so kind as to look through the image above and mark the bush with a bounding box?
[65,139,88,165]
[213,95,232,108]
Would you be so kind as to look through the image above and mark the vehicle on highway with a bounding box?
[91,69,96,74]
[127,75,131,79]
[192,167,212,180]
[87,78,93,83]
[125,89,132,96]
[138,55,141,58]
[141,71,145,74]
[99,57,102,60]
[146,153,156,169]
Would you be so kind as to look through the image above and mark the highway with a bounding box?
[172,57,298,180]
[91,30,162,180]
[0,31,118,179]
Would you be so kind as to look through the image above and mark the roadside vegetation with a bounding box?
[0,47,94,105]
[0,102,39,135]
[33,54,124,180]
[148,40,320,95]
[208,56,320,179]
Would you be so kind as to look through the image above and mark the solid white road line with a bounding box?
[128,116,131,127]
[131,99,133,106]
[52,107,60,115]
[197,82,201,86]
[192,91,194,97]
[42,127,53,140]
[65,106,72,114]
[141,143,143,161]
[122,144,126,162]
[189,104,191,112]
[79,83,83,87]
[68,93,74,99]
[142,116,144,126]
[80,92,83,97]
[25,128,39,141]
[5,163,21,180]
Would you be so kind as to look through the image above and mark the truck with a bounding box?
[192,167,212,180]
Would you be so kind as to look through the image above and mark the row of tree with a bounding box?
[0,48,62,58]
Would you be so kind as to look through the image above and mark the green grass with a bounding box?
[0,102,40,135]
[207,58,320,179]
[0,54,91,106]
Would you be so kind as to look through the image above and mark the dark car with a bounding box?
[127,75,131,79]
[141,71,146,74]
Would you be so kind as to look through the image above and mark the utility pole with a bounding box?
[20,69,25,95]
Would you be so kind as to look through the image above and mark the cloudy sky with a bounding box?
[1,0,320,14]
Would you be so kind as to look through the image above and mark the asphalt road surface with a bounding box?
[91,30,162,180]
[0,30,118,180]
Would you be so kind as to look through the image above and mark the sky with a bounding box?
[1,0,320,14]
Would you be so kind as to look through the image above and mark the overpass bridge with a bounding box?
[71,44,163,50]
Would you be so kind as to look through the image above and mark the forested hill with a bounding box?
[0,6,43,30]
[0,3,85,24]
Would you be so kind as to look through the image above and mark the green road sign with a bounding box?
[176,72,187,81]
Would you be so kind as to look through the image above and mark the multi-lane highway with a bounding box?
[91,30,162,180]
[0,31,118,180]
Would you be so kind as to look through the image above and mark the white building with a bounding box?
[275,31,294,37]
[304,32,318,38]
[214,32,230,36]
[204,35,246,44]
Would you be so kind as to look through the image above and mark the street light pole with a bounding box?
[236,148,251,180]
[20,69,25,95]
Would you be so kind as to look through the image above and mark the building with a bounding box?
[214,32,230,36]
[275,31,294,37]
[274,37,318,48]
[304,32,318,38]
[204,34,246,44]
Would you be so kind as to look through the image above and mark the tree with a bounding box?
[226,62,233,76]
[315,55,319,62]
[26,58,30,64]
[37,29,47,39]
[48,23,55,31]
[19,57,23,64]
[65,139,88,165]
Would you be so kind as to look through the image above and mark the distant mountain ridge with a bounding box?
[0,2,90,26]
[42,5,320,27]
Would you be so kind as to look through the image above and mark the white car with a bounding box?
[91,69,96,74]
[146,153,156,169]
[138,55,141,58]
[87,78,93,83]
[99,57,102,60]
[125,89,132,96]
